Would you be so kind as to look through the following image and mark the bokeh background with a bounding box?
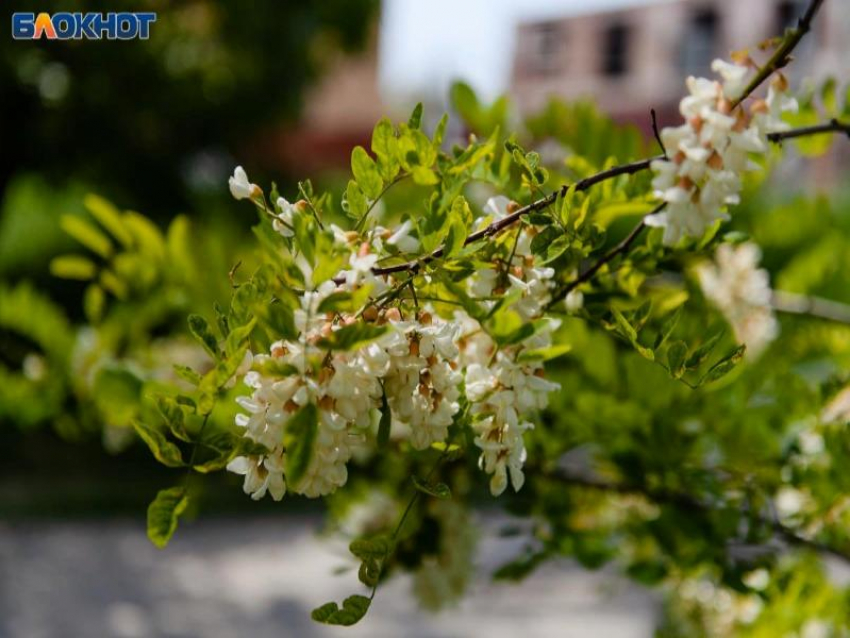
[1,1,849,636]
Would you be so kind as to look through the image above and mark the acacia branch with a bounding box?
[335,155,661,283]
[550,469,850,564]
[351,117,844,287]
[730,0,826,109]
[768,118,850,143]
[557,204,662,298]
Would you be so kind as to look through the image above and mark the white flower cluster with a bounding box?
[647,59,797,245]
[225,175,562,500]
[460,196,561,496]
[697,241,778,358]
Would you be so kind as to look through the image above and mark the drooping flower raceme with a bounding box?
[646,59,797,245]
[697,241,779,358]
[225,182,561,501]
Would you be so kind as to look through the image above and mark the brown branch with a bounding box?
[556,203,663,299]
[730,0,826,109]
[333,155,661,283]
[344,114,843,288]
[768,118,850,143]
[550,469,850,564]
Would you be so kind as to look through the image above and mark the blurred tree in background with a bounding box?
[0,0,377,283]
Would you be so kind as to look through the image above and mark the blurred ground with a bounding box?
[0,515,658,638]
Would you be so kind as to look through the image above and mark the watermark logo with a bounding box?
[12,12,157,40]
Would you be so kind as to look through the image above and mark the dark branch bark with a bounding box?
[557,204,662,299]
[768,118,850,143]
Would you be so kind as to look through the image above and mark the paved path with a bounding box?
[0,516,657,638]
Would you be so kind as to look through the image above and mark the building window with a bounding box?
[602,22,630,77]
[529,22,560,74]
[681,7,720,75]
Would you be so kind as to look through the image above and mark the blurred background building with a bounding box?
[290,0,850,170]
[510,0,850,134]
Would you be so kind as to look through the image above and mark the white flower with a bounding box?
[742,568,770,591]
[711,58,751,100]
[564,290,584,314]
[228,166,259,200]
[650,58,794,245]
[775,486,807,519]
[697,242,778,358]
[386,219,420,253]
[484,195,511,220]
[273,197,298,237]
[227,452,286,501]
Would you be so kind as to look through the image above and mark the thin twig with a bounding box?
[557,203,663,299]
[768,118,850,143]
[651,108,667,159]
[333,156,661,284]
[339,114,843,288]
[730,0,826,109]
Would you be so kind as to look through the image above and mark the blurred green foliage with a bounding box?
[0,0,378,218]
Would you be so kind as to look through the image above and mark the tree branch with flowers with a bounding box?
[116,0,850,630]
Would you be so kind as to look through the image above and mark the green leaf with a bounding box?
[188,314,220,359]
[611,309,654,361]
[284,404,318,487]
[666,341,689,379]
[224,318,256,356]
[311,595,371,626]
[371,117,400,182]
[147,487,188,549]
[60,214,113,258]
[699,345,746,386]
[133,420,185,468]
[173,365,201,386]
[654,306,682,349]
[317,323,389,351]
[408,102,423,129]
[412,476,451,499]
[83,283,105,323]
[345,180,367,219]
[358,560,381,588]
[410,166,438,185]
[443,195,473,259]
[292,210,317,266]
[632,300,652,331]
[50,255,97,280]
[317,287,372,315]
[93,366,143,425]
[349,536,393,561]
[377,388,391,448]
[432,112,449,148]
[685,331,723,369]
[516,344,573,363]
[155,395,191,442]
[84,193,133,248]
[351,146,384,200]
